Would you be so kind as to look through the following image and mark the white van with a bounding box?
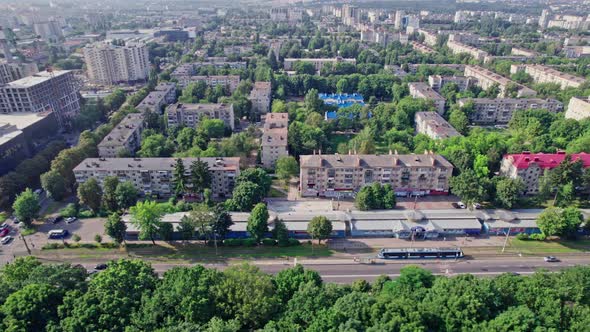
[48,229,68,239]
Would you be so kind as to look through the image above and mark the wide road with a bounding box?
[75,255,590,283]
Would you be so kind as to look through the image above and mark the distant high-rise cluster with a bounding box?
[83,42,150,85]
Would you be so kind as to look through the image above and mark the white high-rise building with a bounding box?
[394,10,405,30]
[83,42,150,85]
[33,20,63,43]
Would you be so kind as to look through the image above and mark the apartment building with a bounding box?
[299,152,454,198]
[0,61,38,85]
[283,57,356,73]
[73,157,240,198]
[464,65,537,98]
[136,83,177,113]
[428,75,474,92]
[457,98,563,124]
[408,82,446,114]
[0,70,80,124]
[166,103,235,130]
[500,152,590,195]
[98,113,145,158]
[411,41,436,54]
[510,64,586,90]
[33,20,63,43]
[565,97,590,120]
[447,40,488,62]
[261,113,288,168]
[249,81,272,116]
[83,42,150,85]
[415,112,462,140]
[416,29,438,47]
[189,75,240,93]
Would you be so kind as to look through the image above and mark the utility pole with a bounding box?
[501,226,512,253]
[20,233,31,255]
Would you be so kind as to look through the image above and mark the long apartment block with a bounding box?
[415,112,462,140]
[446,40,488,61]
[176,75,240,92]
[261,112,288,168]
[166,103,235,130]
[74,157,240,198]
[97,113,145,158]
[458,98,563,124]
[464,65,537,98]
[565,97,590,120]
[428,75,474,92]
[510,64,586,90]
[299,152,454,198]
[408,82,446,114]
[136,83,177,113]
[283,57,356,72]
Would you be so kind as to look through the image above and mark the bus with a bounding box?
[378,247,464,259]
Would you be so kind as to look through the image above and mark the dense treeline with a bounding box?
[2,257,590,331]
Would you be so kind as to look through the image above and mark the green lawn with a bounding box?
[0,212,7,223]
[328,134,353,153]
[268,187,287,198]
[506,238,590,254]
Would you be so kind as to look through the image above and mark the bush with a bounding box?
[262,238,276,246]
[515,233,529,240]
[80,243,98,249]
[288,238,301,246]
[78,210,95,218]
[100,242,118,249]
[224,238,243,247]
[243,238,257,247]
[42,243,63,250]
[72,234,81,242]
[530,233,547,241]
[59,203,78,218]
[94,234,103,243]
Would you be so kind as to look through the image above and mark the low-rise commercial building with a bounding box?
[97,113,145,158]
[261,113,288,168]
[428,75,474,92]
[299,152,454,198]
[166,103,235,130]
[500,152,590,195]
[283,57,356,73]
[249,81,272,116]
[136,83,177,113]
[74,157,240,198]
[409,82,445,114]
[510,64,586,90]
[464,65,537,98]
[565,96,590,120]
[447,40,488,61]
[457,98,563,124]
[415,112,462,139]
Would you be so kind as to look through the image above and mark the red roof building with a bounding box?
[500,151,590,195]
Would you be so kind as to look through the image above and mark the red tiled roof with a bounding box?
[504,152,590,169]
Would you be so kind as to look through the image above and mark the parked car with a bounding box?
[0,223,8,230]
[49,216,64,224]
[1,236,13,245]
[65,217,77,224]
[544,256,559,262]
[451,202,460,209]
[0,228,9,237]
[457,202,467,209]
[94,263,108,270]
[473,203,482,209]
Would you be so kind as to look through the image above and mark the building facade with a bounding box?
[500,152,590,195]
[166,103,235,130]
[464,65,537,98]
[83,42,150,85]
[261,113,288,168]
[0,61,38,85]
[136,83,177,113]
[447,40,488,61]
[415,112,462,139]
[249,81,272,116]
[74,157,240,198]
[283,57,356,73]
[98,113,145,158]
[458,98,563,124]
[565,97,590,120]
[299,152,454,198]
[0,70,80,126]
[428,75,474,92]
[409,82,446,114]
[33,21,63,43]
[510,64,586,90]
[189,75,240,93]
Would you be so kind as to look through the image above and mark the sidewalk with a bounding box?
[327,236,506,250]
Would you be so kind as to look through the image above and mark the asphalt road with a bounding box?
[75,256,590,283]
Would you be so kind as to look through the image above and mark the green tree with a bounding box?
[448,109,469,135]
[178,216,195,242]
[40,170,67,201]
[236,168,271,199]
[1,283,61,331]
[212,204,233,240]
[273,264,322,303]
[102,176,120,212]
[247,203,269,242]
[130,200,163,244]
[12,188,41,227]
[228,181,262,212]
[115,181,139,209]
[158,222,173,241]
[272,217,289,246]
[77,178,103,213]
[293,61,316,75]
[495,178,524,209]
[473,154,490,178]
[537,207,583,238]
[189,158,211,195]
[105,213,127,245]
[450,169,488,206]
[275,156,299,182]
[307,216,333,244]
[172,159,188,197]
[199,118,226,139]
[304,88,323,112]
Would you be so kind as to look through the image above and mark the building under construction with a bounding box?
[0,70,81,129]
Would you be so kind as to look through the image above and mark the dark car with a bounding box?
[451,202,460,209]
[94,263,108,270]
